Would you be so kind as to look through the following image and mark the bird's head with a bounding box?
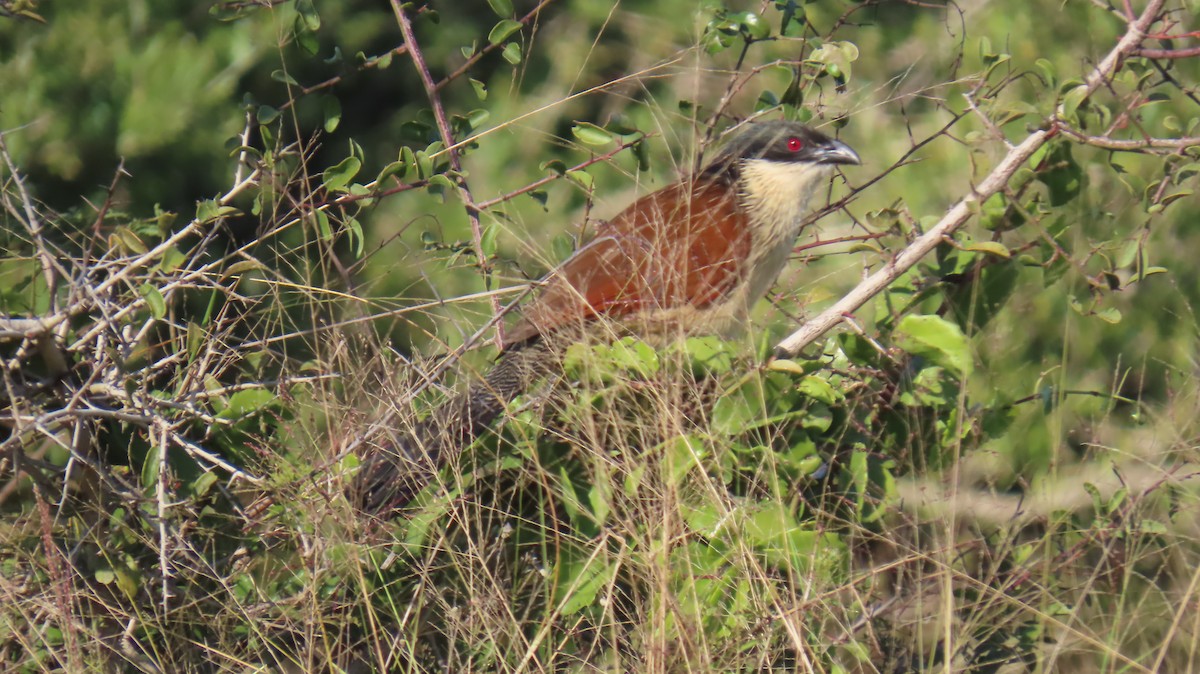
[703,120,861,179]
[701,120,860,255]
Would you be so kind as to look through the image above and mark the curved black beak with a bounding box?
[814,138,860,166]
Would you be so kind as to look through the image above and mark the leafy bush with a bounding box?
[1,0,1199,671]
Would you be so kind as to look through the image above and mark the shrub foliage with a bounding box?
[1,0,1199,671]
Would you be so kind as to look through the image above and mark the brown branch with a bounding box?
[792,232,888,256]
[1057,125,1200,152]
[0,316,52,341]
[1145,29,1200,39]
[390,1,500,344]
[774,0,1168,358]
[1133,45,1200,58]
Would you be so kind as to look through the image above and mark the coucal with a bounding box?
[352,120,859,515]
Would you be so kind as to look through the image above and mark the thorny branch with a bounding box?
[774,0,1193,357]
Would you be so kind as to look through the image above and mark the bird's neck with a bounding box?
[736,158,832,247]
[734,158,834,298]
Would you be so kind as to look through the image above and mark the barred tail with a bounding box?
[350,339,551,515]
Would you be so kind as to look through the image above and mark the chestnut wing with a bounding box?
[504,179,750,348]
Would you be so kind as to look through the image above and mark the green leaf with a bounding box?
[294,0,320,30]
[965,241,1011,259]
[712,383,765,434]
[186,322,204,361]
[1140,519,1168,535]
[1028,143,1051,169]
[540,159,567,174]
[399,145,418,174]
[313,209,333,240]
[294,19,318,54]
[1060,85,1088,121]
[469,77,488,100]
[139,284,167,319]
[616,337,659,371]
[681,501,723,535]
[633,139,650,171]
[797,376,840,405]
[565,169,594,191]
[1034,58,1056,87]
[557,467,586,524]
[528,189,548,210]
[739,11,770,40]
[465,108,490,130]
[376,159,407,184]
[675,336,737,376]
[270,69,298,86]
[191,471,219,498]
[702,20,734,54]
[427,173,455,202]
[572,122,613,146]
[894,314,974,379]
[222,259,265,279]
[415,149,434,178]
[256,104,281,125]
[488,19,522,45]
[556,553,615,616]
[744,504,804,555]
[323,156,362,192]
[1038,143,1084,206]
[741,502,845,572]
[1159,188,1193,211]
[221,388,276,418]
[322,95,341,133]
[767,358,805,375]
[480,221,498,257]
[756,90,780,113]
[777,0,805,36]
[486,0,514,16]
[588,476,612,526]
[809,41,858,82]
[501,42,522,64]
[346,216,364,258]
[663,435,707,486]
[156,245,187,274]
[141,443,161,491]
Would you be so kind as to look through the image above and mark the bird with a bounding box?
[351,120,859,515]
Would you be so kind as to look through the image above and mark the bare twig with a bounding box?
[152,420,174,614]
[1134,45,1200,58]
[1056,124,1200,152]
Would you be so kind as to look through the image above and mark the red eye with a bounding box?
[786,136,803,152]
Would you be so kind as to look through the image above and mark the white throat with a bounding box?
[735,158,834,302]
